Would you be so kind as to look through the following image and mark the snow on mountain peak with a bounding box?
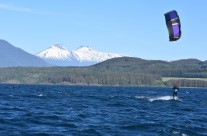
[75,46,94,52]
[51,44,67,50]
[36,44,72,60]
[73,46,124,62]
[36,44,126,66]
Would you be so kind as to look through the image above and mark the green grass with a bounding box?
[162,77,207,82]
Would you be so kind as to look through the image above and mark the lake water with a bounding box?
[0,84,206,136]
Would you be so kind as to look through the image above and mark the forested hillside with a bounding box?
[0,57,207,87]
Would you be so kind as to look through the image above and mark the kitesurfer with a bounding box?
[173,85,179,99]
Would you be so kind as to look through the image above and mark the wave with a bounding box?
[135,95,182,102]
[149,96,182,102]
[37,94,45,97]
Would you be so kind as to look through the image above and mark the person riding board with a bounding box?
[173,85,179,99]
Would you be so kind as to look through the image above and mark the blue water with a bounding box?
[0,84,207,136]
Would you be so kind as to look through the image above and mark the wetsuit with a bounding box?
[173,86,179,98]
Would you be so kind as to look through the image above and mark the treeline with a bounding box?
[44,73,161,86]
[0,57,207,87]
[164,79,207,87]
[0,67,161,86]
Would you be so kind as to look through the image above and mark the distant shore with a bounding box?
[1,82,207,88]
[0,57,207,88]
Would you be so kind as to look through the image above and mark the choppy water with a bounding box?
[0,84,207,136]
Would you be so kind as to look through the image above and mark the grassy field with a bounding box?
[162,77,207,82]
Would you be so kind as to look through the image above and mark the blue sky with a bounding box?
[0,0,207,61]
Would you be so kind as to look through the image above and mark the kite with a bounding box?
[164,10,181,41]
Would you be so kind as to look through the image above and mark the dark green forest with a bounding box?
[0,57,207,87]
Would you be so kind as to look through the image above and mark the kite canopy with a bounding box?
[164,10,181,41]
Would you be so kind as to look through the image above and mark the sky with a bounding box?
[0,0,207,61]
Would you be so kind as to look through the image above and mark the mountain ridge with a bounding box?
[0,39,49,67]
[0,39,206,68]
[36,44,125,66]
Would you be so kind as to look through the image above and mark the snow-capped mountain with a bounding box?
[36,44,125,66]
[73,46,123,62]
[36,44,78,61]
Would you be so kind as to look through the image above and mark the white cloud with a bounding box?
[0,3,49,15]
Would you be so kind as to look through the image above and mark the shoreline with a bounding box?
[1,82,207,88]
